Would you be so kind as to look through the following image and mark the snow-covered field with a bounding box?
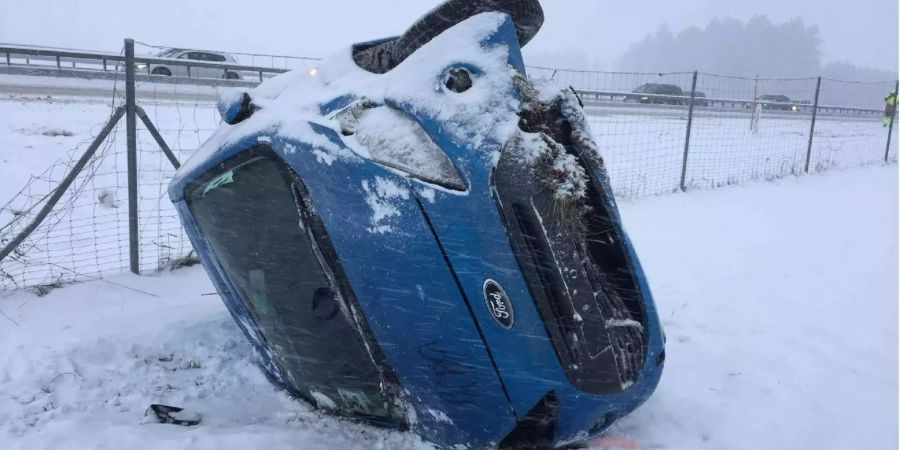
[0,79,898,449]
[1,165,896,450]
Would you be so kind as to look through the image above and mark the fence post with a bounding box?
[125,38,140,275]
[680,70,698,192]
[750,75,760,132]
[885,80,899,163]
[804,76,822,173]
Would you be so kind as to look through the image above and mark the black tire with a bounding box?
[224,71,240,80]
[151,67,172,76]
[354,0,544,74]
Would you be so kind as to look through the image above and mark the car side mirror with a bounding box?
[218,89,255,125]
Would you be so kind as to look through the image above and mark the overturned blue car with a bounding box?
[168,1,664,448]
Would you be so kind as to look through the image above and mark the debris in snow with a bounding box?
[40,128,74,137]
[96,189,119,209]
[15,126,75,137]
[146,404,201,427]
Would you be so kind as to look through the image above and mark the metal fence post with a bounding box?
[680,70,698,192]
[885,80,899,163]
[125,38,140,275]
[804,76,822,173]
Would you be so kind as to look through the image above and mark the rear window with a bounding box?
[186,147,392,420]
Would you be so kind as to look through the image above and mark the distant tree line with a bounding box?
[618,16,894,79]
[617,16,897,108]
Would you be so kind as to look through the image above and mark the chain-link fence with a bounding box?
[532,67,898,198]
[0,42,897,292]
[0,43,222,291]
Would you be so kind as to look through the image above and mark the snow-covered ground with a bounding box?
[0,79,897,448]
[1,165,896,449]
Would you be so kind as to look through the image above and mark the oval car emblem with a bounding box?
[483,279,514,329]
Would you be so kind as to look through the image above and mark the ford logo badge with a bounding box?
[483,279,514,329]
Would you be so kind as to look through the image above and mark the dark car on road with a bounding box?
[755,94,797,111]
[624,83,685,105]
[687,90,709,107]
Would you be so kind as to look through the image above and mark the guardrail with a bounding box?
[0,44,291,88]
[575,89,882,117]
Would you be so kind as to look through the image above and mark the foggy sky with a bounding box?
[0,0,896,73]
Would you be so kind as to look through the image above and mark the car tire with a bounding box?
[151,67,172,76]
[354,0,544,74]
[224,71,240,80]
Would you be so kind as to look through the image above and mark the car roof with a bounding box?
[159,48,234,58]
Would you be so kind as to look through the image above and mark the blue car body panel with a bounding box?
[170,13,663,449]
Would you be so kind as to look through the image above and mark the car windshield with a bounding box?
[187,148,391,420]
[158,48,180,57]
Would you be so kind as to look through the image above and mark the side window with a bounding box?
[177,52,192,59]
[206,53,227,62]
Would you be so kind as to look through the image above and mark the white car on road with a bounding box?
[138,49,241,79]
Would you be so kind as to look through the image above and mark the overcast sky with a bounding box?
[0,0,897,72]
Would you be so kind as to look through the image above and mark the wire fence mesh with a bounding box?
[812,78,898,170]
[684,74,819,189]
[534,67,897,197]
[0,66,221,291]
[0,50,897,293]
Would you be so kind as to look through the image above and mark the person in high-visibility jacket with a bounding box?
[885,90,897,127]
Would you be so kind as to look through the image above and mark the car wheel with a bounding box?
[224,71,240,80]
[151,67,172,76]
